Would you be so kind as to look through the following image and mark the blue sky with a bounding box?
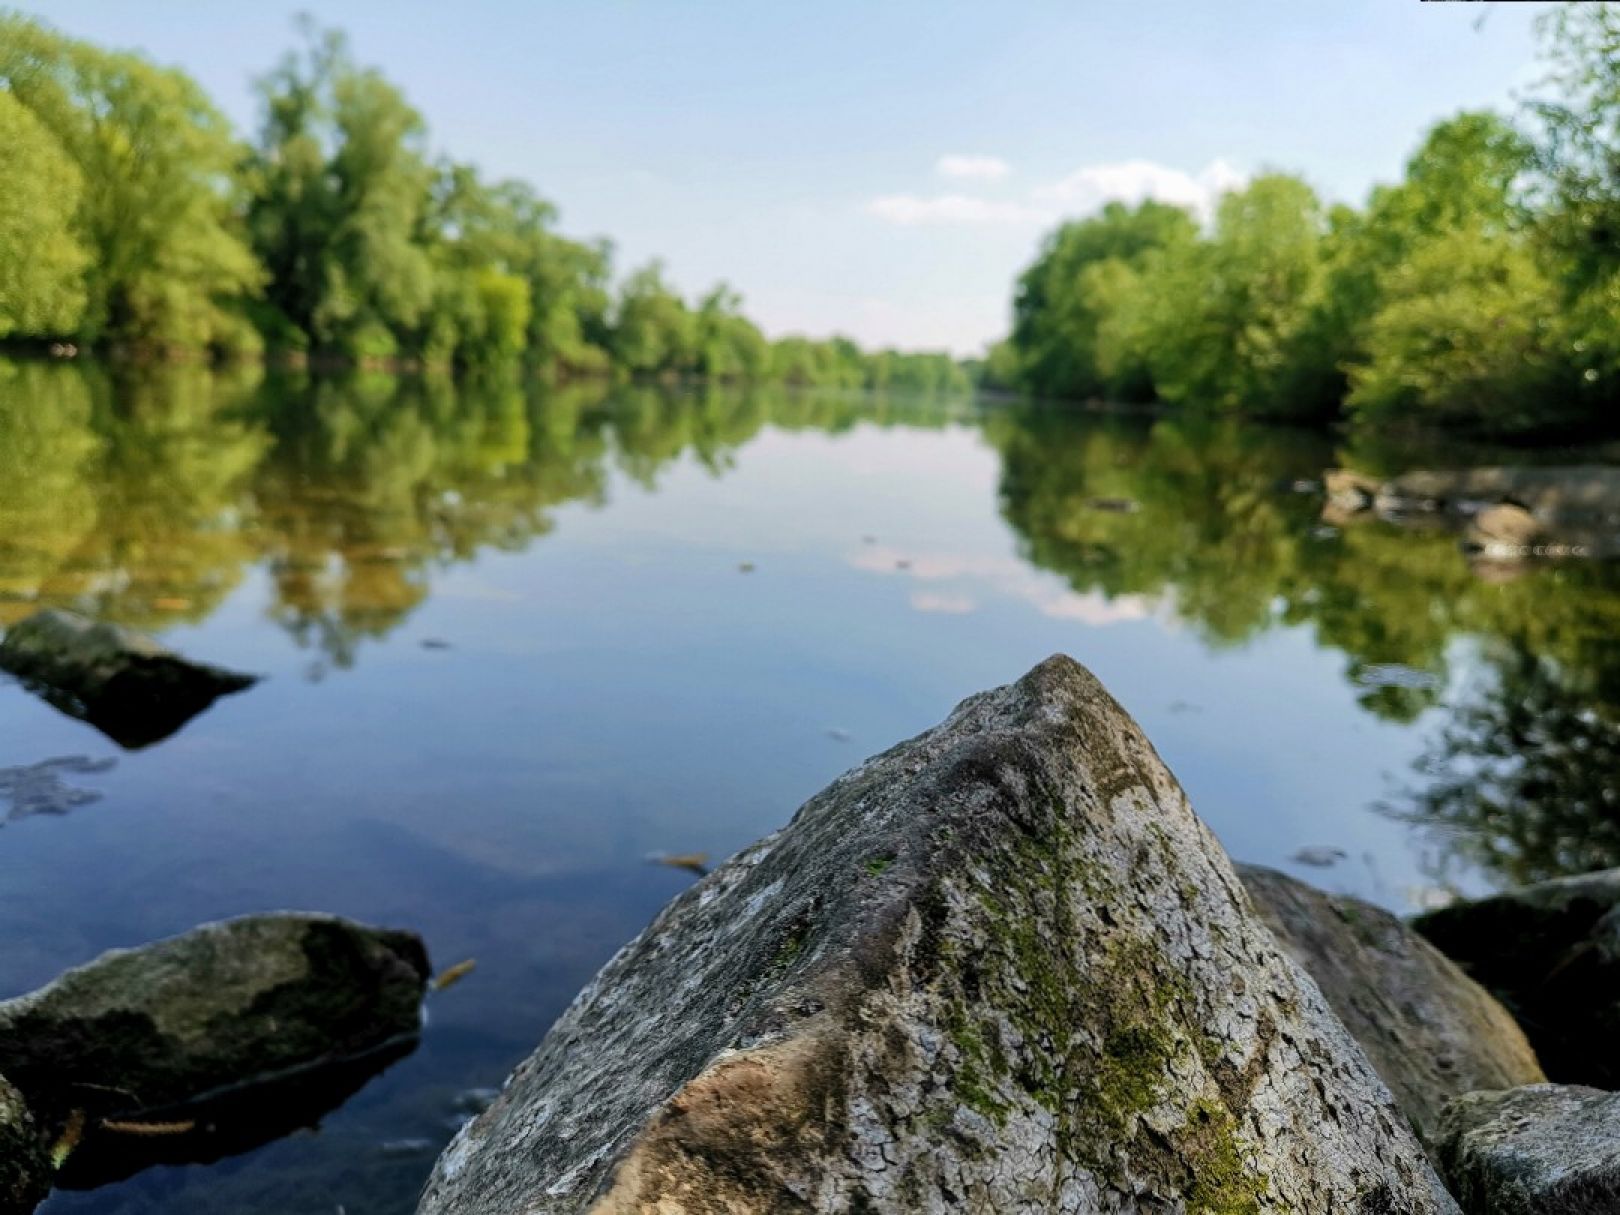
[18,1,1550,354]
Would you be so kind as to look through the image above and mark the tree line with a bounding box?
[994,5,1620,440]
[0,14,968,393]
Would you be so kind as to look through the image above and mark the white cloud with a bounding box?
[866,157,1247,229]
[1032,158,1247,223]
[865,193,1046,227]
[910,591,978,615]
[936,153,1011,182]
[852,546,1169,626]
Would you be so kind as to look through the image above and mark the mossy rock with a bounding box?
[419,656,1457,1214]
[0,913,429,1137]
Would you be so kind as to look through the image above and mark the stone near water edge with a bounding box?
[0,912,430,1135]
[1238,864,1544,1148]
[1323,468,1380,513]
[1384,465,1620,521]
[0,1075,48,1215]
[1414,868,1620,1089]
[1434,1084,1620,1215]
[1462,504,1544,562]
[418,656,1458,1215]
[0,609,258,749]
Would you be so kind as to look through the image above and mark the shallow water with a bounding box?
[2,360,1617,1212]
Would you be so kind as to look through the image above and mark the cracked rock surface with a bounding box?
[418,655,1458,1214]
[1435,1084,1620,1214]
[1240,864,1544,1147]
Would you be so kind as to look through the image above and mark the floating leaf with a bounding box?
[433,958,477,991]
[649,852,709,877]
[51,1109,85,1170]
[100,1118,196,1136]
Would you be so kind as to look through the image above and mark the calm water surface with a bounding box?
[2,360,1617,1212]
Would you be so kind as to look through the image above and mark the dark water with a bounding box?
[2,359,1618,1212]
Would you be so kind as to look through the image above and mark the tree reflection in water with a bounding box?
[3,363,1619,885]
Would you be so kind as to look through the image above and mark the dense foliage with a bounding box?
[1002,6,1620,439]
[0,14,967,391]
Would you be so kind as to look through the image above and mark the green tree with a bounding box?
[610,262,697,376]
[1346,229,1574,435]
[0,13,261,350]
[693,285,769,381]
[1141,175,1338,420]
[0,90,87,338]
[244,20,434,358]
[1009,200,1197,401]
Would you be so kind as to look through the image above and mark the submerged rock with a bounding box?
[1434,1085,1620,1214]
[0,609,257,749]
[0,913,429,1136]
[1239,864,1544,1145]
[0,1076,47,1215]
[0,757,115,824]
[419,656,1456,1214]
[1414,868,1620,1088]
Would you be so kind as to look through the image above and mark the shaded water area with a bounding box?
[2,357,1619,1211]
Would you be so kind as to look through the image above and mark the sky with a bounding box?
[16,1,1552,355]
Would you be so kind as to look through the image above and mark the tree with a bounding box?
[0,90,87,338]
[1140,175,1337,420]
[1009,200,1198,401]
[1345,228,1575,435]
[244,19,434,357]
[694,285,769,381]
[610,262,696,376]
[0,13,261,350]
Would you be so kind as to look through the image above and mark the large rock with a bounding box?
[1434,1085,1620,1214]
[0,1076,47,1215]
[1415,869,1620,1087]
[0,913,429,1132]
[419,656,1458,1214]
[1238,865,1544,1145]
[0,609,257,749]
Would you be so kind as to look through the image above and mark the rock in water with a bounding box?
[1323,468,1380,513]
[0,609,257,749]
[1463,504,1543,563]
[418,656,1457,1214]
[1414,868,1620,1088]
[1435,1085,1620,1214]
[1239,864,1544,1145]
[0,1076,47,1215]
[0,913,429,1130]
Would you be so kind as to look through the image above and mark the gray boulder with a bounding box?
[0,913,429,1134]
[1434,1085,1620,1214]
[0,609,257,749]
[0,1076,47,1215]
[1239,865,1544,1145]
[1415,869,1620,1087]
[419,656,1457,1214]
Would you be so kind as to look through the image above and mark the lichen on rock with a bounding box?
[418,656,1457,1214]
[1435,1084,1620,1214]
